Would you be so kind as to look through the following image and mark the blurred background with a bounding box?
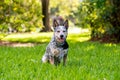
[0,0,120,43]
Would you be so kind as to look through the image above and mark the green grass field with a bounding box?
[0,32,120,80]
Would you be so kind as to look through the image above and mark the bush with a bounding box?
[75,0,120,43]
[0,0,43,33]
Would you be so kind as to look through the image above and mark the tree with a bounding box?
[41,0,52,32]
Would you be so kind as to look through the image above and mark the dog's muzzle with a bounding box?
[57,35,65,43]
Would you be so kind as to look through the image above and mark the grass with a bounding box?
[0,32,120,80]
[1,33,53,43]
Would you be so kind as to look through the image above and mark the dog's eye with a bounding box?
[63,31,66,32]
[57,31,60,33]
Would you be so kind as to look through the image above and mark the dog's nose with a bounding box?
[60,35,64,38]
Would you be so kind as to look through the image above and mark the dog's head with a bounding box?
[53,19,69,43]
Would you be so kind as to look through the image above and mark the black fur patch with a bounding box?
[62,41,69,49]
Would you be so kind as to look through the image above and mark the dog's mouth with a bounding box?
[57,37,65,43]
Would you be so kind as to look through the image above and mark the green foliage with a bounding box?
[0,32,120,80]
[76,0,120,42]
[0,0,43,33]
[76,0,111,28]
[50,0,79,18]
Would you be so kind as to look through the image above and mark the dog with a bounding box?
[42,18,69,66]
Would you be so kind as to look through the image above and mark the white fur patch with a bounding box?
[55,49,68,59]
[42,55,48,63]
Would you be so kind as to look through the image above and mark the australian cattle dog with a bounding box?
[42,18,69,66]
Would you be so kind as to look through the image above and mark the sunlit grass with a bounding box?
[1,31,90,43]
[0,34,6,40]
[68,32,90,42]
[1,33,53,43]
[0,32,120,80]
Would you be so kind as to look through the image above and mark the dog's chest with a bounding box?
[54,48,68,59]
[49,41,69,59]
[50,45,67,58]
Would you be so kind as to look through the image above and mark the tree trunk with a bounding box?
[41,0,52,32]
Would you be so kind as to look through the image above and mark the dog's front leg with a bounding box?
[63,54,67,66]
[49,56,54,65]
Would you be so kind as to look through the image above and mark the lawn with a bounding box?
[0,32,120,80]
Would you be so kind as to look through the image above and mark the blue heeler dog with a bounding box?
[42,18,69,66]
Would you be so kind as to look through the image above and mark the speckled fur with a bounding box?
[42,19,69,66]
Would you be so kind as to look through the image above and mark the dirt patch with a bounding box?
[0,41,35,47]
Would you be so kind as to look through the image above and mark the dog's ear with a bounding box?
[64,20,69,29]
[53,19,59,28]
